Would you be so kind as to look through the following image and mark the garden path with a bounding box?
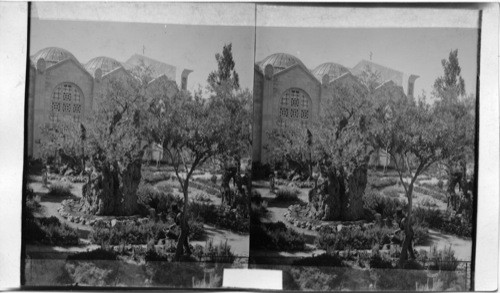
[253,181,317,240]
[191,225,249,257]
[29,180,91,235]
[415,229,472,261]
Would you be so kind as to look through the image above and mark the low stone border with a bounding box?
[283,204,378,232]
[58,199,149,228]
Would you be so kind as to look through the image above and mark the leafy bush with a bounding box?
[252,161,273,181]
[412,207,472,238]
[369,252,393,269]
[194,192,212,203]
[142,170,170,184]
[437,179,444,190]
[428,245,458,271]
[370,177,398,189]
[382,187,402,198]
[275,186,300,202]
[89,219,207,245]
[413,223,430,245]
[137,184,181,214]
[67,248,117,260]
[196,239,235,263]
[189,201,249,233]
[24,216,79,246]
[251,190,262,205]
[364,189,406,220]
[250,221,306,251]
[316,225,395,250]
[47,181,73,197]
[188,220,205,241]
[145,248,170,262]
[420,197,438,208]
[292,253,346,267]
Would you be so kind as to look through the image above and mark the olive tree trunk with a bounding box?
[174,182,191,260]
[313,166,367,221]
[81,159,141,216]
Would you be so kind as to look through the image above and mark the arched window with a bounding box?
[50,83,83,122]
[279,88,311,124]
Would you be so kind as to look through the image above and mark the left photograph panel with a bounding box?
[24,2,255,287]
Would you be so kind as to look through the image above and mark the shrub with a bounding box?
[412,207,472,238]
[315,225,407,251]
[275,186,300,202]
[420,197,438,208]
[189,201,249,233]
[142,170,170,184]
[437,179,444,190]
[210,174,217,185]
[24,217,79,246]
[67,248,117,260]
[137,184,181,215]
[382,187,401,198]
[369,252,393,269]
[194,192,212,203]
[145,248,170,262]
[364,189,406,220]
[292,253,346,267]
[47,181,73,197]
[370,177,398,189]
[251,190,262,205]
[252,161,273,181]
[188,220,205,241]
[428,245,458,271]
[413,223,429,245]
[250,221,306,251]
[198,239,235,263]
[90,220,186,245]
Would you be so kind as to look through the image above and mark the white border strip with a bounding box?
[32,2,256,27]
[475,4,499,291]
[0,1,26,289]
[256,5,480,28]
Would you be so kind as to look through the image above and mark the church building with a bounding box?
[252,53,419,166]
[27,47,192,158]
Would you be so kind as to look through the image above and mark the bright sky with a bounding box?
[30,18,256,93]
[31,18,479,100]
[256,27,479,99]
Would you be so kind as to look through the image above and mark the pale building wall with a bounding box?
[259,65,321,163]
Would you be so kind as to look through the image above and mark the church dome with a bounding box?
[84,56,123,77]
[312,62,350,82]
[257,53,305,73]
[31,47,78,67]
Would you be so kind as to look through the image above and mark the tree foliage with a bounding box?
[433,49,466,101]
[207,43,240,91]
[40,73,152,215]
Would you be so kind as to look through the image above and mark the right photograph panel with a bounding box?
[250,5,479,291]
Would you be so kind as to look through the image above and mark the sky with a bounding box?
[30,18,256,93]
[31,18,479,100]
[256,27,479,99]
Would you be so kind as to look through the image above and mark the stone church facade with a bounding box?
[252,53,419,166]
[27,47,192,158]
